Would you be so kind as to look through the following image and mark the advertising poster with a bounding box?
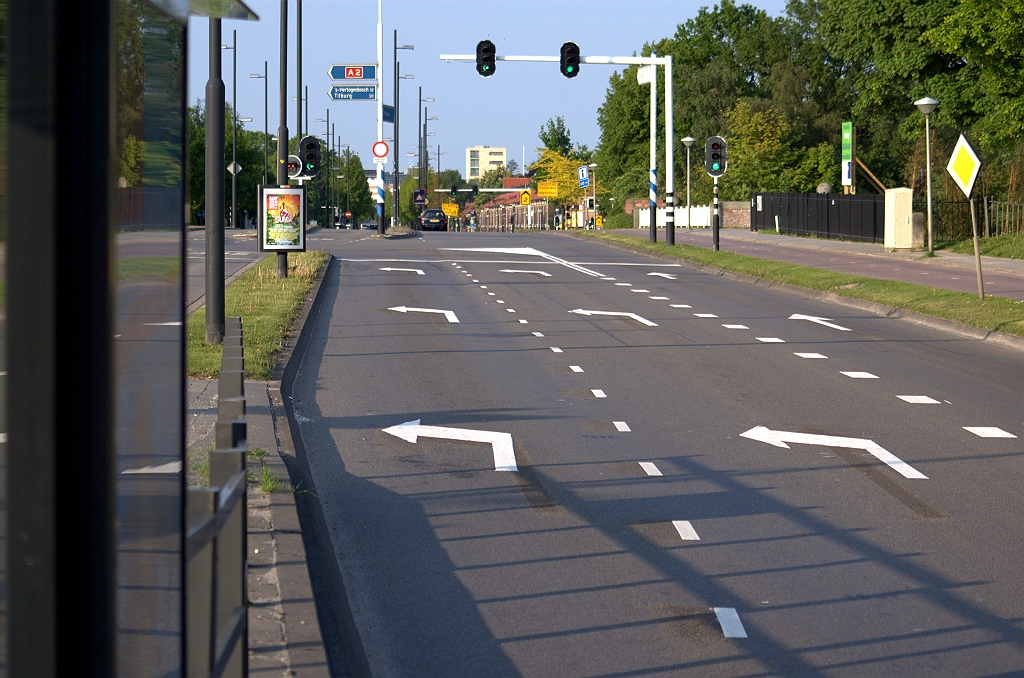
[259,186,306,251]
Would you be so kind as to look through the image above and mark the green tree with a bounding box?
[539,117,573,156]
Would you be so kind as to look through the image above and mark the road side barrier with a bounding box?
[186,316,247,678]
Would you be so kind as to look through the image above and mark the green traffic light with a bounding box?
[712,162,721,171]
[567,66,573,72]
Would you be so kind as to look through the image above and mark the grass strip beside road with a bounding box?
[187,250,329,380]
[940,234,1024,260]
[581,231,1024,338]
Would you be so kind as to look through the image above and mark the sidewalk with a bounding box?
[628,227,1024,301]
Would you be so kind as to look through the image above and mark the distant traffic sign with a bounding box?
[537,181,558,198]
[328,64,377,80]
[578,165,590,189]
[520,191,531,206]
[413,188,427,206]
[383,104,395,124]
[227,162,242,176]
[329,85,377,101]
[372,141,389,159]
[946,133,981,199]
[441,203,459,217]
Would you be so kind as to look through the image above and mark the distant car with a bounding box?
[359,220,377,230]
[417,209,448,231]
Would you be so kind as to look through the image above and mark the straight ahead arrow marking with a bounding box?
[740,425,927,479]
[499,269,552,277]
[789,313,852,331]
[647,272,677,279]
[382,419,517,471]
[380,267,425,275]
[388,306,459,323]
[570,309,658,327]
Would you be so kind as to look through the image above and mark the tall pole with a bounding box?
[305,85,309,138]
[664,55,674,246]
[263,61,268,186]
[713,176,720,251]
[376,0,385,234]
[418,87,423,190]
[649,51,657,244]
[296,0,302,142]
[394,31,400,228]
[925,112,934,254]
[276,0,289,279]
[205,18,225,344]
[231,29,237,230]
[686,145,691,229]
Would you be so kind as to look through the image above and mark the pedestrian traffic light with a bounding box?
[287,154,302,179]
[476,40,496,77]
[299,136,321,178]
[705,136,727,177]
[560,42,580,78]
[451,184,459,197]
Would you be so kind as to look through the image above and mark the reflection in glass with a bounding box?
[115,2,185,675]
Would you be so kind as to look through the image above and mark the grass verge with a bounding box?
[940,234,1024,260]
[580,231,1024,338]
[188,250,329,379]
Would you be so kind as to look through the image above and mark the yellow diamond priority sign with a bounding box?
[946,133,982,199]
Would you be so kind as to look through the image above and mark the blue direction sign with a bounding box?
[328,64,377,80]
[383,104,395,124]
[329,85,377,101]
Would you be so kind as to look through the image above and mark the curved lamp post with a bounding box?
[914,97,939,253]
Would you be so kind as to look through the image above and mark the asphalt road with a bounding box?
[291,230,1024,677]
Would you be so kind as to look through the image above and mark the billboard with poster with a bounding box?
[259,186,306,251]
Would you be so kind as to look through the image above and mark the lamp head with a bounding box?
[914,97,939,116]
[681,136,696,148]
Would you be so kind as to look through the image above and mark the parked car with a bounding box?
[360,220,377,230]
[417,209,448,231]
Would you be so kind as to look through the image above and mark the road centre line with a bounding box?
[897,395,940,404]
[613,421,631,432]
[694,314,718,318]
[601,277,616,280]
[592,389,607,398]
[841,371,878,379]
[496,300,505,304]
[722,324,748,330]
[615,283,632,286]
[649,296,669,300]
[473,280,479,282]
[714,608,748,638]
[756,337,785,343]
[672,520,700,541]
[963,426,1017,438]
[639,462,662,476]
[480,285,487,288]
[670,304,692,308]
[794,352,828,359]
[488,293,495,296]
[630,289,651,293]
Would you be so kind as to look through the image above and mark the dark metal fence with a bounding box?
[912,199,974,243]
[751,193,885,243]
[186,316,247,678]
[987,201,1024,237]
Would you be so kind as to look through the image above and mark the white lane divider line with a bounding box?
[532,332,545,337]
[499,269,552,277]
[480,285,488,288]
[714,608,748,638]
[841,371,878,379]
[570,365,584,373]
[488,292,496,296]
[630,289,651,293]
[519,319,529,324]
[382,419,518,471]
[694,313,718,318]
[122,461,183,475]
[507,309,516,313]
[615,283,632,287]
[722,324,748,330]
[496,300,505,304]
[639,462,662,476]
[670,304,692,308]
[794,352,827,359]
[648,272,677,280]
[672,520,700,541]
[550,347,563,353]
[592,389,607,398]
[789,313,851,332]
[963,426,1017,438]
[473,279,479,282]
[601,277,617,281]
[897,395,940,404]
[740,425,927,479]
[613,421,631,432]
[649,296,669,300]
[756,337,785,343]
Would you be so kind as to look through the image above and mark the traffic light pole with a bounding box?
[712,177,720,252]
[206,18,226,343]
[276,0,289,279]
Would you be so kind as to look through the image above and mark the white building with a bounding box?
[466,146,506,180]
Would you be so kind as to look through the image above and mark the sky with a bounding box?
[187,0,787,177]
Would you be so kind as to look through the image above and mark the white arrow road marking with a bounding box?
[740,425,927,479]
[714,608,748,638]
[647,272,677,280]
[569,309,658,327]
[499,269,552,277]
[382,419,517,471]
[672,520,700,540]
[639,462,662,476]
[387,306,459,323]
[122,461,183,475]
[379,267,425,275]
[789,313,851,331]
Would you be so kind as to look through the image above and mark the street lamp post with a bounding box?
[589,163,597,228]
[914,97,939,254]
[394,34,414,228]
[681,136,695,230]
[249,61,268,186]
[316,113,330,227]
[417,91,434,190]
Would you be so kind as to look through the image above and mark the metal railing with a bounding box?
[987,200,1024,237]
[186,316,248,678]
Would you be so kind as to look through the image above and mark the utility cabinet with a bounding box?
[884,187,914,250]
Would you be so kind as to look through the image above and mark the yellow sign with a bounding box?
[520,191,531,206]
[595,215,603,227]
[537,181,558,198]
[946,133,982,198]
[441,203,459,217]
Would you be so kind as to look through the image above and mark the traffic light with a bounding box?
[560,42,580,78]
[451,184,459,197]
[476,40,496,77]
[286,154,302,179]
[705,136,727,177]
[299,136,321,177]
[472,185,479,197]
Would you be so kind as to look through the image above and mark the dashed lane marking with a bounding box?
[670,304,691,308]
[630,289,651,293]
[507,309,516,313]
[963,427,1017,438]
[592,389,607,398]
[639,462,662,476]
[570,366,584,373]
[756,337,785,343]
[714,608,748,638]
[532,332,545,337]
[694,314,718,318]
[499,269,552,277]
[897,395,940,404]
[722,324,748,330]
[794,352,827,359]
[613,421,631,432]
[841,371,878,379]
[649,296,669,300]
[519,320,529,324]
[601,277,616,281]
[550,347,563,353]
[615,283,632,287]
[672,520,700,541]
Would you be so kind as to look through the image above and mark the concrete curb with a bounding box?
[568,232,1024,354]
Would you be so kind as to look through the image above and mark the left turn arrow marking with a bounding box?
[388,306,460,323]
[380,267,425,275]
[382,419,518,471]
